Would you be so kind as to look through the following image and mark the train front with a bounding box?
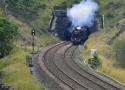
[71,26,82,45]
[71,26,90,45]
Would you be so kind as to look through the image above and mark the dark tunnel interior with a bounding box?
[49,10,98,42]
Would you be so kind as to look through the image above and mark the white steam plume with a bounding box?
[67,0,99,27]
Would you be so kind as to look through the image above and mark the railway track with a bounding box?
[39,42,125,90]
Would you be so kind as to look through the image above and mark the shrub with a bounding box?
[0,17,18,58]
[88,55,101,69]
[106,12,114,18]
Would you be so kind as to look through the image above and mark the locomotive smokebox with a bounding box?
[71,26,90,45]
[76,26,82,30]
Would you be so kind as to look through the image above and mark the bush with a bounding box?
[0,17,18,58]
[88,55,101,69]
[106,12,114,18]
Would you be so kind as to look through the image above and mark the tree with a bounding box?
[5,0,45,23]
[0,17,18,58]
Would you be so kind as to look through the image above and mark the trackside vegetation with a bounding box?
[0,0,79,90]
[0,17,18,58]
[0,0,125,89]
[82,0,125,84]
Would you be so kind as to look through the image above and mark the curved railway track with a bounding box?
[39,42,125,90]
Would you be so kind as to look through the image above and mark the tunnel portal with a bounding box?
[48,7,98,41]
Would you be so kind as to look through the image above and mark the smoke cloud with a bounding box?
[67,0,99,27]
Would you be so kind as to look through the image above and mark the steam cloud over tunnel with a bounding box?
[67,0,99,28]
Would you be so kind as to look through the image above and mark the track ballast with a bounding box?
[38,42,125,90]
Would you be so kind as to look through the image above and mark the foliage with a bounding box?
[0,9,58,90]
[106,12,114,19]
[88,55,101,69]
[96,0,125,27]
[92,55,100,65]
[82,0,125,84]
[5,0,45,22]
[113,39,125,68]
[0,48,43,90]
[0,0,81,89]
[0,17,18,58]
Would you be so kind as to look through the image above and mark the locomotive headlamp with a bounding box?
[76,26,82,30]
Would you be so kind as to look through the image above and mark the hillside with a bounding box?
[82,0,125,84]
[0,0,81,90]
[0,0,125,89]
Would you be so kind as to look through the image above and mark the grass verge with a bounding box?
[82,29,125,84]
[0,48,43,90]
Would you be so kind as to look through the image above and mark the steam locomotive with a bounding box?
[71,26,90,45]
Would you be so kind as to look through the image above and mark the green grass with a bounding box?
[0,6,60,89]
[0,24,59,90]
[0,6,59,89]
[99,0,125,27]
[7,15,59,47]
[82,0,125,84]
[0,48,43,90]
[2,0,125,89]
[82,29,125,84]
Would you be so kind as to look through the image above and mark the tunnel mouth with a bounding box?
[49,9,98,43]
[63,29,71,41]
[57,25,91,45]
